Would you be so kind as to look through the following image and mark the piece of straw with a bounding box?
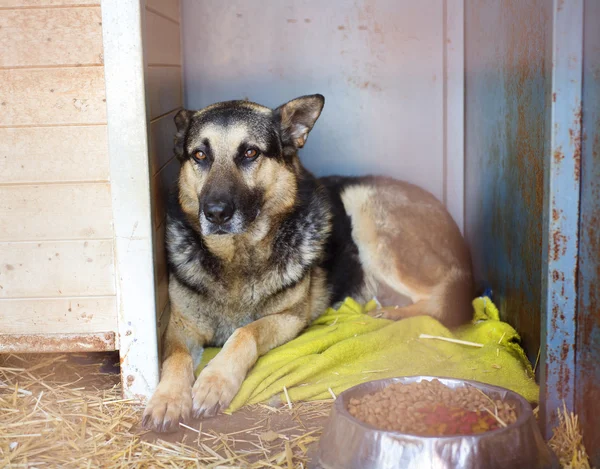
[483,407,507,428]
[418,334,484,348]
[283,385,292,410]
[549,401,592,469]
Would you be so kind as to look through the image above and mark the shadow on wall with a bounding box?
[181,0,448,202]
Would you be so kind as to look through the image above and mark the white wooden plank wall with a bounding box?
[0,1,118,341]
[143,0,182,332]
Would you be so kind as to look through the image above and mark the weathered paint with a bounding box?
[101,0,160,400]
[464,0,551,362]
[576,0,600,463]
[539,0,583,436]
[0,332,115,353]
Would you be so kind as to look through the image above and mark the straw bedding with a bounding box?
[0,353,329,468]
[0,353,593,468]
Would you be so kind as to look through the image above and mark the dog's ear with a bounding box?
[173,109,192,160]
[274,94,325,149]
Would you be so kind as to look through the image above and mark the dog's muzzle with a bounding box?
[203,200,235,225]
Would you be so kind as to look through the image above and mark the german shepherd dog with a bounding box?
[142,95,473,432]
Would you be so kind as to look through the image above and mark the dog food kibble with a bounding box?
[347,379,518,436]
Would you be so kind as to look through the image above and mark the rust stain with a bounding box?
[552,229,568,261]
[553,92,557,102]
[358,25,368,30]
[0,332,115,353]
[346,76,382,92]
[571,106,582,182]
[556,354,571,399]
[5,264,14,271]
[551,304,560,332]
[286,19,297,24]
[552,270,564,282]
[552,208,561,221]
[337,25,345,30]
[554,148,564,163]
[560,342,570,361]
[304,18,311,23]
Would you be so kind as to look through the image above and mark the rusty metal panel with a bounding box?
[576,0,600,463]
[464,0,552,362]
[539,0,583,436]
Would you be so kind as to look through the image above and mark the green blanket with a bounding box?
[196,297,539,412]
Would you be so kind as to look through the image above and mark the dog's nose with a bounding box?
[204,200,235,225]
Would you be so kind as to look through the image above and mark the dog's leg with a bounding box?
[142,310,206,432]
[192,313,306,418]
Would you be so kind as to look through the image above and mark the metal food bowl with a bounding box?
[308,376,559,469]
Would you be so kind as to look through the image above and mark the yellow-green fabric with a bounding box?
[196,297,539,413]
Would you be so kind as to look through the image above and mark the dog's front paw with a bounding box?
[192,365,242,419]
[142,383,192,433]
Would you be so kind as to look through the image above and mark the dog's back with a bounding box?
[320,175,473,327]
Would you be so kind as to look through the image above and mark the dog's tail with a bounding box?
[431,267,475,328]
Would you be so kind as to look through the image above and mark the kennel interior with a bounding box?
[0,0,598,463]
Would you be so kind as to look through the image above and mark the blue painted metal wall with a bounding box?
[464,0,551,364]
[466,0,599,457]
[539,0,583,437]
[576,0,600,462]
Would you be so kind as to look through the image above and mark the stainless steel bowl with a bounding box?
[309,376,559,469]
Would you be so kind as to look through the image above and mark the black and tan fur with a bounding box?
[142,95,474,432]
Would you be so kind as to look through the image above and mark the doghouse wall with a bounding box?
[577,0,600,460]
[464,0,600,460]
[179,0,466,231]
[0,0,118,351]
[141,0,183,343]
[464,0,551,366]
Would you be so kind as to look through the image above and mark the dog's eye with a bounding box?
[244,148,258,159]
[193,150,206,161]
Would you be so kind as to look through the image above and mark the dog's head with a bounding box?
[174,95,324,236]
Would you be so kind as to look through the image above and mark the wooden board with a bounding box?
[0,332,115,353]
[157,300,170,357]
[0,7,103,67]
[0,183,113,241]
[0,126,109,183]
[154,221,167,280]
[144,10,181,66]
[103,0,160,397]
[0,296,117,334]
[156,276,169,325]
[0,240,116,298]
[0,67,106,126]
[146,0,179,23]
[149,111,178,175]
[146,66,182,120]
[153,221,168,311]
[0,1,98,6]
[151,157,179,227]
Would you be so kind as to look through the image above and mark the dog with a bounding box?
[142,94,474,432]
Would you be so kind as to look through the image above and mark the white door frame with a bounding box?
[101,0,159,400]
